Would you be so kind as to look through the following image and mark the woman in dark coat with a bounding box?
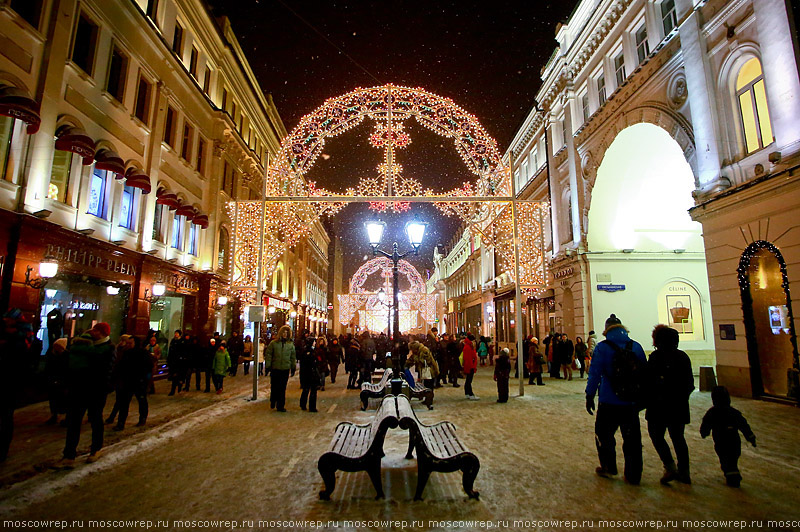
[314,336,329,391]
[574,336,588,378]
[345,339,361,389]
[526,337,545,385]
[326,338,343,384]
[299,337,321,412]
[646,324,695,485]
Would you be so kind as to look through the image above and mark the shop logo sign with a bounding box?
[47,244,137,278]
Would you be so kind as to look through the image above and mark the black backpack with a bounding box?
[605,340,645,403]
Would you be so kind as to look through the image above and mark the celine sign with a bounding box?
[597,284,626,293]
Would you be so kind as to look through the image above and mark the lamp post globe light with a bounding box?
[363,216,426,386]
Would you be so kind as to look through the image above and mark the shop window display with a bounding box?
[48,150,74,203]
[87,168,107,218]
[38,277,129,355]
[120,185,135,229]
[1,116,14,182]
[148,294,185,343]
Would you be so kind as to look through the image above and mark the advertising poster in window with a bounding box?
[657,280,705,341]
[667,294,693,333]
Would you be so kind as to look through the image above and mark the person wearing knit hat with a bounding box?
[53,325,116,469]
[585,312,647,484]
[603,314,622,335]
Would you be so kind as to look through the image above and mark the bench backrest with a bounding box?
[368,396,399,449]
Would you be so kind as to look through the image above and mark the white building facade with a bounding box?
[506,0,800,400]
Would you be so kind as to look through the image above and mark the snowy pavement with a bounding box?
[1,370,800,532]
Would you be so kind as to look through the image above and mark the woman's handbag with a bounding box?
[420,360,432,380]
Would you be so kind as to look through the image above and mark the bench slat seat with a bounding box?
[359,369,394,410]
[317,395,399,500]
[396,395,480,501]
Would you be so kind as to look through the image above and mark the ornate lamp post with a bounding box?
[365,216,427,392]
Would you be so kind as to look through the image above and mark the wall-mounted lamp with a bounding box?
[106,285,120,296]
[214,295,228,311]
[289,310,297,318]
[25,256,59,289]
[268,305,276,314]
[143,283,166,303]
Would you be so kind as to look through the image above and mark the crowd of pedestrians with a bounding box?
[0,307,759,489]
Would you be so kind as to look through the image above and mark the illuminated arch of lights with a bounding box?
[338,257,437,332]
[229,84,547,299]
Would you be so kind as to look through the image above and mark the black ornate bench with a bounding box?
[359,369,393,410]
[317,395,399,500]
[396,394,480,501]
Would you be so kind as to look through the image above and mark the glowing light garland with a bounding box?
[493,201,550,295]
[338,257,437,328]
[265,84,510,217]
[227,84,548,303]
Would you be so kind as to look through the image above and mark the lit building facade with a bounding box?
[506,0,799,400]
[0,0,288,349]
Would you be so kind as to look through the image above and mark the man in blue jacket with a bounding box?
[585,314,648,484]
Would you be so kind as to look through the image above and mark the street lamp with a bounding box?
[143,283,166,304]
[364,216,427,388]
[25,255,59,289]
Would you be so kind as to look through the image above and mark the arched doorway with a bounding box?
[738,241,799,397]
[586,123,715,365]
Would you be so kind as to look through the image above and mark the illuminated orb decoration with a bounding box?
[266,83,512,216]
[338,256,437,331]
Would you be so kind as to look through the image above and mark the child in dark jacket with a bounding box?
[494,348,511,403]
[700,386,756,487]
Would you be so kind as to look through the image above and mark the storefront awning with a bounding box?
[175,203,196,221]
[155,187,179,209]
[192,213,209,228]
[125,168,152,194]
[0,86,41,134]
[54,126,95,165]
[94,148,125,176]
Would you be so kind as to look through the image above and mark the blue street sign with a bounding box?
[597,284,626,292]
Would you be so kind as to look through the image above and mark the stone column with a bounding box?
[562,91,582,247]
[24,0,77,211]
[753,0,800,159]
[544,114,561,254]
[676,0,724,190]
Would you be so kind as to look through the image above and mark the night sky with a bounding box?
[207,0,578,282]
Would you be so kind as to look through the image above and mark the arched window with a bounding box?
[217,227,229,271]
[736,58,773,154]
[288,269,295,299]
[275,269,283,294]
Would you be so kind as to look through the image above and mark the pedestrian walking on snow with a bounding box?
[494,348,511,402]
[212,341,231,394]
[700,386,756,487]
[646,325,694,485]
[585,314,647,484]
[299,337,321,412]
[462,333,479,400]
[265,325,296,411]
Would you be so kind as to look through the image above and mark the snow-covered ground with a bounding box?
[2,371,799,532]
